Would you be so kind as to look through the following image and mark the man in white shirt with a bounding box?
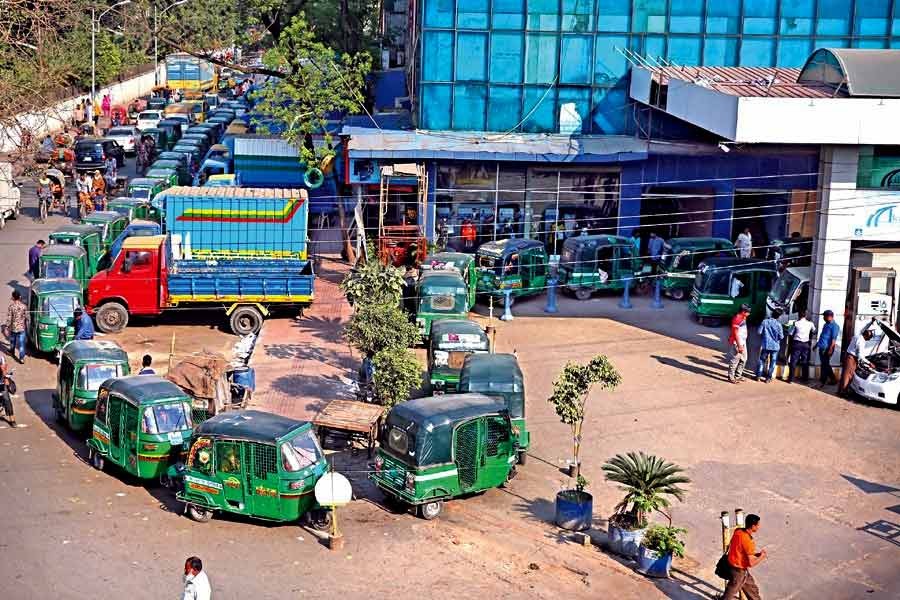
[735,228,753,258]
[787,310,816,383]
[730,277,744,298]
[182,556,211,600]
[839,325,876,396]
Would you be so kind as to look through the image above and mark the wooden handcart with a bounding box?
[313,400,385,458]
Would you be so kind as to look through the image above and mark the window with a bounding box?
[125,250,152,267]
[41,259,74,279]
[43,296,78,320]
[216,441,241,474]
[456,33,488,81]
[490,33,524,83]
[557,87,590,134]
[387,426,410,456]
[780,0,815,35]
[777,39,813,67]
[522,86,556,132]
[740,38,775,67]
[525,34,558,83]
[560,36,593,83]
[562,0,594,32]
[488,86,523,130]
[594,35,629,83]
[421,84,452,129]
[78,363,124,391]
[281,429,323,472]
[527,0,560,31]
[632,0,666,33]
[671,0,704,33]
[743,0,777,34]
[854,0,891,36]
[424,0,454,28]
[141,402,192,434]
[757,272,774,294]
[597,0,630,32]
[493,0,525,29]
[816,0,852,35]
[706,1,740,34]
[457,0,488,29]
[452,84,487,130]
[669,36,702,66]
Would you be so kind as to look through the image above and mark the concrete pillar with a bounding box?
[424,161,437,242]
[810,146,857,368]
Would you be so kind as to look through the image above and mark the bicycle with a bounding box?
[37,190,50,223]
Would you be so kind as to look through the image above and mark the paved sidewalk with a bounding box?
[249,256,357,420]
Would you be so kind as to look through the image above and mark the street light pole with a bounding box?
[154,0,190,87]
[90,0,132,101]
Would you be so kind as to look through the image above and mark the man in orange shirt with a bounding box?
[724,513,767,600]
[461,219,477,250]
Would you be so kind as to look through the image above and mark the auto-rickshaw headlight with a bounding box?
[289,479,306,490]
[405,471,415,491]
[39,323,49,331]
[73,396,87,405]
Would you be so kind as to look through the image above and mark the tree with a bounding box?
[372,348,421,408]
[547,355,621,489]
[340,251,405,306]
[602,452,690,529]
[343,302,419,357]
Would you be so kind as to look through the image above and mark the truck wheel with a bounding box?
[96,302,129,333]
[418,500,443,520]
[575,288,591,301]
[187,504,213,523]
[229,305,263,336]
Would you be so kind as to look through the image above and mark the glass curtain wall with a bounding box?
[419,0,900,133]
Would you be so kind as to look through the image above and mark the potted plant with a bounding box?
[602,452,690,558]
[636,524,686,578]
[548,355,621,531]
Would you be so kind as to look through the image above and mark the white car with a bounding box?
[850,321,900,405]
[105,126,140,154]
[136,110,163,131]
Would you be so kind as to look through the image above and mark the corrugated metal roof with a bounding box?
[801,49,900,98]
[652,66,842,98]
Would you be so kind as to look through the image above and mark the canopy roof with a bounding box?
[104,375,189,405]
[430,319,486,339]
[668,237,733,249]
[30,278,81,295]
[389,393,506,428]
[422,252,474,272]
[196,410,309,443]
[418,270,466,291]
[459,354,524,418]
[698,257,775,271]
[40,244,86,259]
[128,178,166,187]
[798,49,900,98]
[563,234,633,249]
[51,223,101,237]
[478,238,545,257]
[62,340,128,363]
[83,211,126,224]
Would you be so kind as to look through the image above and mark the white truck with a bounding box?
[0,162,22,229]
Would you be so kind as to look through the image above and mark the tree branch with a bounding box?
[157,34,286,79]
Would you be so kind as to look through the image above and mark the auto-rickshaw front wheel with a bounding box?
[88,447,104,471]
[187,504,213,523]
[669,288,686,301]
[574,288,592,301]
[418,500,443,520]
[307,509,333,531]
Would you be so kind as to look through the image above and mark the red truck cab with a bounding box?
[88,235,168,332]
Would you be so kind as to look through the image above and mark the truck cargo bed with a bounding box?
[167,258,314,303]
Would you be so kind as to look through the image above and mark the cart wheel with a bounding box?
[308,509,333,531]
[517,450,528,465]
[670,288,685,301]
[187,504,213,523]
[229,305,263,336]
[95,302,129,333]
[89,447,105,471]
[574,288,591,301]
[418,500,443,520]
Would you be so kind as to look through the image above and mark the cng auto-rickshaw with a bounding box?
[81,210,129,252]
[38,244,90,291]
[476,239,548,298]
[660,237,736,300]
[27,279,82,355]
[107,197,159,222]
[87,376,194,480]
[126,177,169,202]
[421,252,477,308]
[689,257,777,325]
[48,223,104,276]
[415,270,471,338]
[371,394,517,520]
[54,340,129,431]
[427,319,490,393]
[557,235,636,300]
[144,167,180,189]
[459,353,528,464]
[171,410,331,528]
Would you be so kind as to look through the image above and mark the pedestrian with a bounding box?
[92,98,101,124]
[28,239,45,280]
[735,227,753,258]
[83,99,92,125]
[4,291,27,364]
[182,556,211,600]
[648,232,665,271]
[723,513,767,600]
[461,219,476,250]
[756,309,784,383]
[73,308,95,340]
[787,309,815,383]
[839,325,876,396]
[728,304,752,383]
[101,94,111,119]
[0,350,15,427]
[92,170,107,211]
[74,100,84,125]
[104,155,118,190]
[139,354,156,375]
[816,310,840,387]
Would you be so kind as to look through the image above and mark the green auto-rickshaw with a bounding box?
[127,177,169,202]
[37,244,90,291]
[371,394,517,520]
[48,223,104,276]
[415,270,471,339]
[476,239,548,298]
[689,257,777,326]
[144,167,180,189]
[54,340,130,431]
[421,252,477,308]
[149,159,191,185]
[81,211,129,252]
[557,235,636,301]
[459,353,528,464]
[427,319,490,394]
[87,376,194,480]
[170,410,331,528]
[660,237,736,300]
[27,279,82,355]
[107,197,159,222]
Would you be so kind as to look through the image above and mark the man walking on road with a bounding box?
[28,239,45,279]
[723,513,767,600]
[787,310,815,383]
[182,556,211,600]
[4,291,27,363]
[816,310,840,387]
[728,304,752,383]
[756,309,783,383]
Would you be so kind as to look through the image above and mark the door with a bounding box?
[215,440,246,509]
[454,419,482,493]
[122,249,159,313]
[753,271,776,319]
[107,395,124,463]
[480,416,513,489]
[123,401,139,473]
[249,444,281,519]
[58,356,74,415]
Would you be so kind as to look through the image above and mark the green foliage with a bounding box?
[576,474,589,493]
[340,253,405,306]
[602,452,690,529]
[548,355,621,486]
[641,525,687,558]
[343,302,420,357]
[372,349,421,408]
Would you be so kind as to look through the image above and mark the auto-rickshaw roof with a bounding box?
[699,257,775,272]
[104,375,190,405]
[51,223,102,237]
[460,353,523,388]
[478,238,545,257]
[196,409,309,443]
[40,244,86,259]
[83,211,126,224]
[668,237,733,250]
[563,234,633,249]
[30,278,82,295]
[430,319,486,340]
[157,152,188,161]
[108,197,146,206]
[417,270,466,290]
[389,393,506,430]
[61,339,128,363]
[128,177,166,188]
[423,252,474,271]
[151,159,182,168]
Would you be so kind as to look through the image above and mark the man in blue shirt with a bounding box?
[756,309,784,382]
[648,232,665,272]
[73,308,95,340]
[816,309,840,387]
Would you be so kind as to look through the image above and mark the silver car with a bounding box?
[105,126,140,154]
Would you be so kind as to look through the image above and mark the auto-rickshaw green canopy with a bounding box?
[194,409,312,444]
[384,394,507,467]
[458,353,524,419]
[62,338,130,366]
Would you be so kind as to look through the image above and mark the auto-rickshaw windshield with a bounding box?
[698,268,731,295]
[281,429,323,472]
[420,287,467,313]
[42,259,74,279]
[78,363,126,391]
[386,426,411,456]
[142,402,192,434]
[131,188,150,200]
[44,296,78,320]
[477,254,501,276]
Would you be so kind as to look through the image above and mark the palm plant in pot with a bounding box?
[601,451,690,558]
[548,355,621,532]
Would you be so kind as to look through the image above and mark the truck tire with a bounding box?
[95,302,129,333]
[229,305,263,336]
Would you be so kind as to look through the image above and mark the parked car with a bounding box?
[105,126,140,155]
[0,162,22,229]
[74,138,125,171]
[136,110,164,131]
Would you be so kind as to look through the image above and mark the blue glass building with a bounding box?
[417,0,900,134]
